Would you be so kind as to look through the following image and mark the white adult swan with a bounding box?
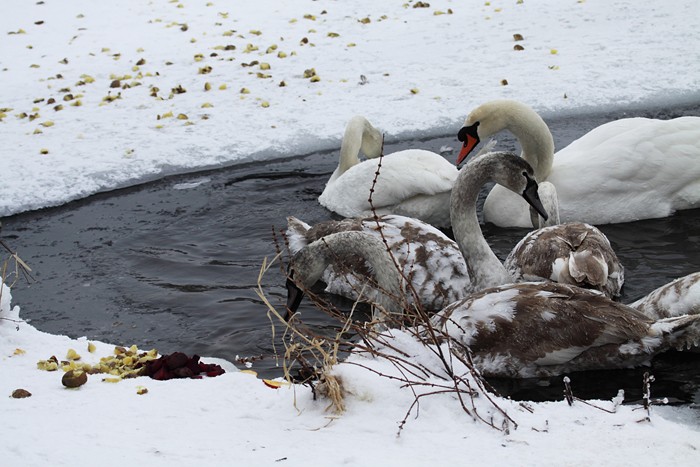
[456,100,700,227]
[284,232,700,378]
[288,151,548,314]
[318,116,458,228]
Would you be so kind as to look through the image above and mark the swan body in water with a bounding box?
[428,281,700,378]
[505,222,624,300]
[289,151,626,324]
[506,181,625,299]
[457,100,700,227]
[287,214,471,313]
[285,230,700,378]
[318,116,458,228]
[289,151,548,313]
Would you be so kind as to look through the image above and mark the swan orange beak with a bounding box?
[456,122,481,165]
[457,138,479,165]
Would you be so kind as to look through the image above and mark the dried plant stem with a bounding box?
[0,238,35,285]
[1,237,34,325]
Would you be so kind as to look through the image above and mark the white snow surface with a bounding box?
[2,284,700,467]
[1,0,699,216]
[2,1,700,465]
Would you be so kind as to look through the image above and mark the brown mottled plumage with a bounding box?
[287,152,550,313]
[505,222,624,299]
[630,272,700,319]
[430,282,700,378]
[287,214,470,313]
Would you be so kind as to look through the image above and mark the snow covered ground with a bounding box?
[2,0,699,216]
[2,283,699,467]
[2,1,700,465]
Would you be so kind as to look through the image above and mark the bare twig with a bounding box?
[261,230,518,433]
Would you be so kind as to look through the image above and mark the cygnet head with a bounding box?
[464,152,549,221]
[283,231,403,322]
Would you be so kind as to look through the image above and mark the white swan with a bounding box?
[284,229,700,378]
[505,181,625,299]
[288,151,549,313]
[318,116,458,228]
[457,100,700,227]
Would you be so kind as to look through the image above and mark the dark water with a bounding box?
[2,101,700,407]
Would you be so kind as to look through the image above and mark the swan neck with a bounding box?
[301,232,404,316]
[337,116,382,176]
[475,101,555,180]
[451,163,511,288]
[338,122,363,175]
[509,114,555,181]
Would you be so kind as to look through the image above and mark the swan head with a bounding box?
[457,100,525,164]
[467,152,549,221]
[457,121,480,165]
[283,231,404,323]
[285,268,304,320]
[456,100,551,171]
[284,249,329,320]
[521,171,549,222]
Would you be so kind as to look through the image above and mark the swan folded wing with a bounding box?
[286,215,470,312]
[367,215,471,310]
[551,117,700,224]
[630,272,700,319]
[368,151,457,203]
[504,223,623,298]
[431,283,655,372]
[319,150,458,220]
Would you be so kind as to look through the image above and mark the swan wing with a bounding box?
[504,223,623,299]
[288,214,471,312]
[630,271,700,320]
[430,282,675,377]
[551,116,700,224]
[319,149,458,225]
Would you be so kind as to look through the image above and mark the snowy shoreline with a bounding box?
[2,0,700,217]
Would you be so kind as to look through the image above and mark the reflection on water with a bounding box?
[2,103,700,406]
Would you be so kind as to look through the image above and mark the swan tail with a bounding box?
[286,216,311,254]
[649,314,700,352]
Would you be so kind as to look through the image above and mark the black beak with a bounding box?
[522,175,549,221]
[284,269,304,321]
